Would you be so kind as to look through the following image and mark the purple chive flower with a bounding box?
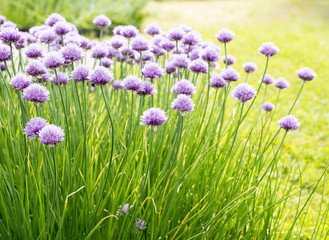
[171,79,196,95]
[90,66,113,85]
[22,83,50,105]
[72,65,89,82]
[160,39,175,52]
[296,67,316,82]
[93,15,111,28]
[179,24,192,33]
[209,72,227,89]
[39,29,57,44]
[0,27,21,44]
[182,31,201,46]
[165,61,176,74]
[142,62,164,79]
[152,35,165,46]
[258,42,279,57]
[137,81,157,96]
[274,77,290,89]
[222,54,236,66]
[173,54,190,69]
[136,219,146,233]
[131,35,149,52]
[262,102,275,112]
[121,25,139,39]
[215,28,235,43]
[278,115,300,131]
[123,75,143,91]
[51,72,69,85]
[0,16,6,25]
[0,43,11,61]
[44,52,65,69]
[112,80,123,90]
[201,47,220,62]
[14,37,26,49]
[39,124,65,147]
[101,57,113,68]
[232,83,257,103]
[2,21,16,29]
[189,59,208,74]
[118,203,131,216]
[189,48,200,60]
[24,117,48,139]
[79,36,92,49]
[140,108,168,130]
[10,73,32,90]
[25,43,43,59]
[171,94,195,116]
[221,68,240,82]
[45,13,66,27]
[26,60,47,77]
[38,72,50,83]
[262,74,274,85]
[91,44,107,59]
[135,50,153,63]
[61,43,83,63]
[0,62,6,71]
[144,23,161,36]
[110,35,125,49]
[53,21,71,35]
[168,27,184,41]
[243,62,257,73]
[113,25,123,35]
[151,44,166,56]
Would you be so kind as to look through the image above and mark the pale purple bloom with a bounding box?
[179,24,192,33]
[93,15,111,28]
[44,52,64,69]
[91,44,107,59]
[274,77,290,89]
[136,219,146,233]
[123,75,143,91]
[1,21,16,29]
[26,60,47,77]
[107,46,117,58]
[24,32,37,44]
[14,37,26,49]
[160,39,175,52]
[215,28,235,43]
[121,25,139,39]
[171,94,195,116]
[120,46,135,58]
[0,43,11,61]
[112,80,123,90]
[151,35,165,46]
[168,27,184,41]
[165,61,176,74]
[258,42,279,57]
[189,59,208,74]
[0,62,6,71]
[131,35,149,52]
[173,54,190,68]
[51,72,69,85]
[119,203,130,216]
[171,79,196,95]
[101,57,113,68]
[38,72,50,83]
[0,27,21,44]
[110,35,125,49]
[222,54,236,66]
[72,65,89,82]
[134,50,153,63]
[262,102,275,112]
[24,117,48,139]
[113,25,123,35]
[243,62,257,73]
[79,36,92,49]
[201,47,220,62]
[262,74,274,85]
[25,43,43,58]
[182,31,201,46]
[221,68,240,82]
[53,21,70,35]
[39,29,57,43]
[142,62,164,79]
[189,48,201,60]
[209,72,227,89]
[90,66,113,85]
[137,81,157,96]
[10,73,32,90]
[278,115,300,131]
[232,83,257,103]
[61,43,83,62]
[23,83,50,104]
[39,124,65,146]
[140,108,168,129]
[144,23,161,36]
[46,13,66,27]
[0,16,6,25]
[296,67,316,82]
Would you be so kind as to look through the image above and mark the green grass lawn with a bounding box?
[144,0,329,236]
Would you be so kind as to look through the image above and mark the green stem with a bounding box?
[288,84,304,114]
[9,44,16,75]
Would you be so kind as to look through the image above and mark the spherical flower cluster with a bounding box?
[90,66,113,85]
[189,48,200,60]
[165,61,176,74]
[0,15,6,25]
[45,13,65,27]
[258,42,279,57]
[39,124,65,146]
[161,39,175,52]
[131,35,149,52]
[121,25,139,38]
[142,62,164,79]
[182,31,201,46]
[101,57,113,68]
[0,43,11,61]
[221,68,240,82]
[134,50,153,63]
[122,75,143,91]
[91,44,107,59]
[189,59,208,74]
[173,54,190,68]
[72,65,89,81]
[24,117,48,139]
[201,47,219,62]
[136,219,146,233]
[137,81,157,96]
[51,72,69,85]
[209,72,227,89]
[110,35,125,49]
[262,74,274,84]
[232,83,257,103]
[112,80,123,90]
[274,77,290,89]
[23,83,50,105]
[93,15,111,28]
[44,52,64,69]
[53,21,70,35]
[296,67,316,82]
[222,54,236,66]
[26,60,47,77]
[262,102,275,112]
[171,94,195,116]
[215,28,235,43]
[24,43,43,59]
[39,29,57,43]
[0,62,6,71]
[144,23,161,36]
[278,115,300,131]
[10,73,32,90]
[61,43,83,63]
[168,27,184,41]
[140,108,168,130]
[171,79,196,95]
[0,27,21,44]
[242,62,257,73]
